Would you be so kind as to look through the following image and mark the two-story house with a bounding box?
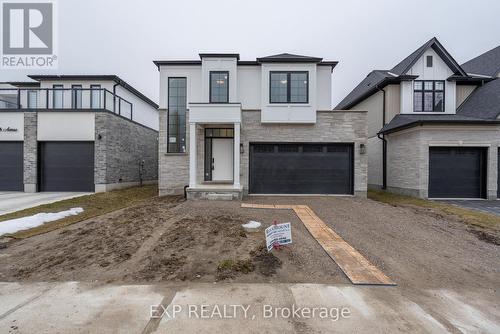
[337,38,500,199]
[0,75,159,193]
[155,53,368,199]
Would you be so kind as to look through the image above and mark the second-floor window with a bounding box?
[414,80,444,112]
[90,85,101,108]
[52,85,64,108]
[72,85,82,109]
[270,71,308,104]
[168,77,187,153]
[210,71,229,103]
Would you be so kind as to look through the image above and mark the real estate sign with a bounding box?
[265,223,292,251]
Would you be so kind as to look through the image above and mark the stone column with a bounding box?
[23,112,38,192]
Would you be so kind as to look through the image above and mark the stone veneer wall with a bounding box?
[94,112,158,191]
[23,112,37,193]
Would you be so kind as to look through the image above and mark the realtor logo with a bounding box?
[1,0,57,68]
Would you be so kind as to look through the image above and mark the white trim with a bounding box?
[233,122,241,188]
[189,123,197,188]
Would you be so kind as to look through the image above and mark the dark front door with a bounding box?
[429,147,487,199]
[498,148,500,198]
[0,141,23,191]
[249,143,354,194]
[39,142,94,192]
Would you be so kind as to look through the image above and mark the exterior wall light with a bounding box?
[359,143,366,154]
[240,143,244,154]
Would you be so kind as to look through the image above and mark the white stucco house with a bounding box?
[337,38,500,199]
[155,53,368,199]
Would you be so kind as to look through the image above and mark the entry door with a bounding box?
[212,138,233,181]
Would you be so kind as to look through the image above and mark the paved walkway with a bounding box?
[0,192,91,216]
[439,200,500,216]
[0,282,498,333]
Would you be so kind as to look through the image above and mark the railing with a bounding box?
[0,88,133,120]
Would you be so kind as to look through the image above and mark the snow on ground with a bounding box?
[0,208,84,236]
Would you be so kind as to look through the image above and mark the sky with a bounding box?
[1,0,500,106]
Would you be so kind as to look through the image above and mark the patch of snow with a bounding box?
[242,221,262,232]
[0,207,84,236]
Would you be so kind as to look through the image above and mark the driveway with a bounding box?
[0,192,91,216]
[439,199,500,216]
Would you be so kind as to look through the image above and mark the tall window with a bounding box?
[270,71,308,103]
[27,90,37,109]
[168,77,187,153]
[414,80,444,112]
[71,85,82,109]
[90,85,101,108]
[210,71,229,103]
[52,84,64,108]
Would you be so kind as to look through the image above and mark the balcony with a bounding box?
[188,103,241,124]
[0,88,133,119]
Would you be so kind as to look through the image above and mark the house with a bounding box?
[336,38,500,199]
[154,53,368,199]
[0,75,159,193]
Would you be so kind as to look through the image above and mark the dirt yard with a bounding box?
[0,196,499,290]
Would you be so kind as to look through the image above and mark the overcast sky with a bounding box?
[1,0,499,106]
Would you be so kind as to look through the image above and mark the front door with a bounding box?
[212,138,233,181]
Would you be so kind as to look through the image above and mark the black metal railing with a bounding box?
[0,88,133,120]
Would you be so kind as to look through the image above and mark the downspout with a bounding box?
[376,86,387,190]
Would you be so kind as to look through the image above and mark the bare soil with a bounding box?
[0,196,499,290]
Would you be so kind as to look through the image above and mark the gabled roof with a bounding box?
[27,75,158,109]
[461,45,500,77]
[336,37,468,110]
[256,53,323,63]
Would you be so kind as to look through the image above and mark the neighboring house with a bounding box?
[0,75,159,193]
[337,38,500,199]
[155,53,367,199]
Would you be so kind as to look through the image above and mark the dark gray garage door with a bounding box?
[0,142,23,191]
[39,142,94,192]
[249,143,353,194]
[429,147,487,199]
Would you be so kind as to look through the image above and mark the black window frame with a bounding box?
[52,84,64,109]
[426,55,433,67]
[167,77,187,153]
[209,71,229,103]
[269,71,309,104]
[71,84,82,109]
[90,84,101,109]
[413,80,445,112]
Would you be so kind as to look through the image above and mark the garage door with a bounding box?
[39,142,94,192]
[429,147,487,199]
[0,142,23,191]
[249,143,353,194]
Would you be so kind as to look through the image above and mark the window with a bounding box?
[168,77,187,153]
[52,85,64,108]
[426,55,433,67]
[27,90,37,109]
[270,71,308,103]
[210,71,229,103]
[71,85,82,109]
[90,85,101,108]
[414,80,444,112]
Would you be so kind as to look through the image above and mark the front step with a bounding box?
[186,187,243,201]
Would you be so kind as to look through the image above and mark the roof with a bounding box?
[336,37,468,110]
[379,113,500,134]
[256,53,323,63]
[461,45,500,77]
[27,75,158,109]
[2,81,40,87]
[153,53,338,70]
